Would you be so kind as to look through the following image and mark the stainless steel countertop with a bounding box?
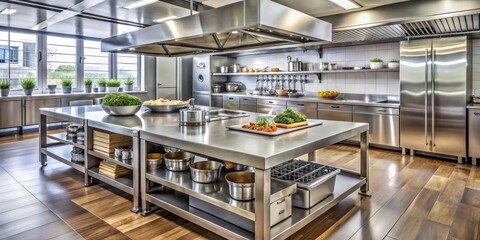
[0,91,147,101]
[212,92,400,108]
[40,105,368,169]
[467,103,480,109]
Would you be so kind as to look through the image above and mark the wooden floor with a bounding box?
[0,132,479,240]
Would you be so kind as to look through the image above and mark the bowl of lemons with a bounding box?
[317,91,341,99]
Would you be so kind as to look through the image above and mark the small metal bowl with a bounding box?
[190,161,223,183]
[164,151,195,171]
[147,153,163,170]
[101,105,141,116]
[225,172,255,201]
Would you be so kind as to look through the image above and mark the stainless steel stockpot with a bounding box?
[225,172,255,201]
[179,98,206,126]
[189,161,223,183]
[164,151,195,171]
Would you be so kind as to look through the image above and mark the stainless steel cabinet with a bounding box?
[317,103,352,121]
[223,96,239,110]
[211,95,223,108]
[240,97,257,113]
[287,101,316,119]
[257,99,286,115]
[469,109,480,165]
[353,106,399,147]
[25,98,61,125]
[0,100,22,128]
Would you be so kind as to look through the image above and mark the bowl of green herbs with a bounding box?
[101,92,142,116]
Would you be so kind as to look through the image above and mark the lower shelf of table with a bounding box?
[41,144,85,173]
[88,166,134,195]
[144,172,365,239]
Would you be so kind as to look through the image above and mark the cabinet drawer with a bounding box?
[469,110,480,158]
[239,97,257,105]
[287,101,316,109]
[257,99,286,106]
[317,110,352,121]
[0,100,22,128]
[318,103,352,112]
[223,96,239,103]
[353,106,399,115]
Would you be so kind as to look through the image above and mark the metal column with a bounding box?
[254,168,271,240]
[39,113,47,166]
[359,130,370,195]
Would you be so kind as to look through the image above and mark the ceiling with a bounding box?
[0,0,479,47]
[0,0,409,39]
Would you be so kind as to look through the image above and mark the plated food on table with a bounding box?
[274,108,308,128]
[143,98,188,106]
[242,116,277,132]
[143,98,189,112]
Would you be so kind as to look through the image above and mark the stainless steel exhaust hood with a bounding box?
[100,0,332,56]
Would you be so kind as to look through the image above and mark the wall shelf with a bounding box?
[213,68,399,81]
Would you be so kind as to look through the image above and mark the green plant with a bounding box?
[84,79,93,86]
[124,78,135,86]
[390,59,399,63]
[0,81,10,89]
[370,58,383,63]
[21,77,36,90]
[274,108,307,124]
[61,79,73,87]
[106,79,121,87]
[97,79,107,86]
[102,93,142,106]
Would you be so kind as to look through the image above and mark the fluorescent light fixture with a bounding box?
[153,15,178,23]
[231,31,239,34]
[328,0,361,10]
[0,8,18,15]
[123,0,157,9]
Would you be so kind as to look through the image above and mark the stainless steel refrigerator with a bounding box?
[156,57,193,100]
[400,36,471,162]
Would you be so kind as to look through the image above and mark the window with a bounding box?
[0,31,38,89]
[117,54,139,88]
[0,45,18,64]
[47,36,76,87]
[83,40,109,85]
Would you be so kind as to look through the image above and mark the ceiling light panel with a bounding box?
[0,8,18,15]
[328,0,361,10]
[123,0,158,9]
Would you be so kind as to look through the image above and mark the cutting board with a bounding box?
[276,121,308,129]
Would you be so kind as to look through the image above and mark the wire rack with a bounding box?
[271,160,338,185]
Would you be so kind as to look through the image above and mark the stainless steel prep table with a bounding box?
[39,105,370,240]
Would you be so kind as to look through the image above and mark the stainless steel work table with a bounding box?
[38,105,370,240]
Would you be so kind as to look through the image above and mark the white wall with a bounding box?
[233,42,400,95]
[472,39,480,93]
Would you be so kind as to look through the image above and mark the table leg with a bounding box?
[140,139,150,216]
[84,120,92,187]
[473,158,478,166]
[255,168,271,240]
[308,152,316,162]
[131,131,141,213]
[359,130,370,196]
[39,114,47,166]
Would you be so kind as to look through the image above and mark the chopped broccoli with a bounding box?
[274,108,307,124]
[256,116,275,126]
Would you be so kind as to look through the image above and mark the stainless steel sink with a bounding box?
[206,109,250,122]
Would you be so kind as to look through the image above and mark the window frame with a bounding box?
[0,28,143,95]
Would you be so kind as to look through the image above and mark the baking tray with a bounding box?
[227,119,323,136]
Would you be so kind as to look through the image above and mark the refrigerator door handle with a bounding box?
[431,49,436,148]
[424,48,429,146]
